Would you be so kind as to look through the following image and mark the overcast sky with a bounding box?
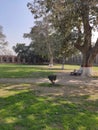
[0,0,34,49]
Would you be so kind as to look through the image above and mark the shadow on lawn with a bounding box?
[0,86,98,130]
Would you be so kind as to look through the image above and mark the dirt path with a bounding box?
[0,72,97,87]
[56,72,98,87]
[0,72,97,98]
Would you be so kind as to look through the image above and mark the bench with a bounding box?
[70,69,83,76]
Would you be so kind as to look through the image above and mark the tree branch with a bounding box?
[74,26,84,52]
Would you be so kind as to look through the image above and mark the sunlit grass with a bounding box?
[0,83,98,130]
[0,63,97,78]
[0,64,54,78]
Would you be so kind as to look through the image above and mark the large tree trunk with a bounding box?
[81,66,92,77]
[81,52,95,76]
[74,0,98,77]
[47,40,54,67]
[81,44,98,76]
[61,56,65,70]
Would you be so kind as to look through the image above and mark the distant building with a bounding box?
[0,47,20,63]
[0,47,48,64]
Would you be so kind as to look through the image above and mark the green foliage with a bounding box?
[0,25,8,48]
[26,23,49,58]
[26,0,81,64]
[13,43,28,58]
[13,43,48,64]
[24,19,57,65]
[27,0,98,68]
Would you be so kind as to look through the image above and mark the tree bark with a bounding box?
[81,52,94,76]
[81,44,98,76]
[61,56,65,70]
[49,55,53,67]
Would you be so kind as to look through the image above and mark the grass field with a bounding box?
[0,64,97,78]
[0,64,53,78]
[0,83,98,130]
[0,64,78,78]
[0,64,98,129]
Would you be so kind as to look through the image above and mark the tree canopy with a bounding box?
[27,0,98,76]
[13,43,48,64]
[26,0,79,65]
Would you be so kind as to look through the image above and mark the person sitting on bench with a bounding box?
[70,69,83,76]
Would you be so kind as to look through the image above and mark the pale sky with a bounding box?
[0,0,34,49]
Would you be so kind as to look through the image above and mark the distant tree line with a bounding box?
[13,43,49,64]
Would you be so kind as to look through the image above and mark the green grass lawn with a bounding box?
[0,64,55,78]
[0,64,98,129]
[0,64,97,78]
[0,64,76,78]
[0,83,98,130]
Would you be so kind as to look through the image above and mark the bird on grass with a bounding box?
[48,75,57,85]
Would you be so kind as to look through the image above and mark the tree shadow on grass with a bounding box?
[0,86,98,130]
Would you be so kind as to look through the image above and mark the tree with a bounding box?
[24,22,49,61]
[51,0,98,76]
[27,0,98,76]
[0,25,7,49]
[24,20,60,67]
[58,33,79,69]
[13,43,48,64]
[27,0,79,67]
[27,1,55,67]
[13,43,29,63]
